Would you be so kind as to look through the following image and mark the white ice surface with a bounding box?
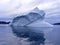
[27,20,53,27]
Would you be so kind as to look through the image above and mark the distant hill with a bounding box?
[53,23,60,25]
[0,21,10,24]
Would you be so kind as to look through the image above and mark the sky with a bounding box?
[0,0,60,18]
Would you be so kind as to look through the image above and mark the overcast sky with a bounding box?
[0,0,60,18]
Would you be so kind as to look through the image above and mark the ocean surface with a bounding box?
[0,25,60,45]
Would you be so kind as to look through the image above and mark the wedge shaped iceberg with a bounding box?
[11,7,45,26]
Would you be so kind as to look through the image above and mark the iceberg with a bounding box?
[11,7,46,26]
[10,7,53,34]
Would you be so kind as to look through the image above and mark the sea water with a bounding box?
[0,25,60,45]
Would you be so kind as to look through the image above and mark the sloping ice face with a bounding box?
[11,8,45,26]
[11,16,30,26]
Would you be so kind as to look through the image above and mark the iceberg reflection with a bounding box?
[11,26,46,45]
[11,26,53,45]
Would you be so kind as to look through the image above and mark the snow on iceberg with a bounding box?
[27,20,53,27]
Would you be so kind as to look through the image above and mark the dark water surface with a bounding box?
[0,25,60,45]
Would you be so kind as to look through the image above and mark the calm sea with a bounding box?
[0,25,60,45]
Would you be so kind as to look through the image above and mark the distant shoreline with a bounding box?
[0,21,10,24]
[53,23,60,25]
